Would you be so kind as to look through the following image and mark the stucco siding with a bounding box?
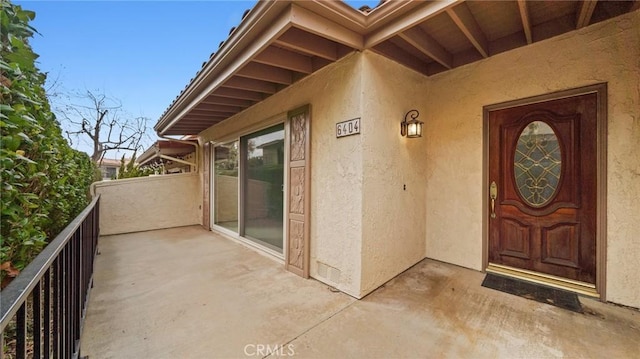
[214,175,239,223]
[200,53,364,297]
[92,173,201,235]
[424,11,640,307]
[359,51,429,295]
[195,11,639,306]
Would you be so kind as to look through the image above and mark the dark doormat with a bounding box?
[482,273,583,313]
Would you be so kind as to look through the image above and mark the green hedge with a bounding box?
[1,0,98,283]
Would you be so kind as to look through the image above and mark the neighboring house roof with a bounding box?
[256,139,284,149]
[138,140,197,167]
[155,0,638,136]
[98,158,125,168]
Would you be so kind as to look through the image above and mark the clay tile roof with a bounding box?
[157,0,640,137]
[358,0,387,14]
[158,6,252,125]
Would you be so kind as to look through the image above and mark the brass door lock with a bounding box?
[490,181,497,218]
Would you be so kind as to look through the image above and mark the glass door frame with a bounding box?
[239,123,285,253]
[209,118,289,261]
[210,140,240,238]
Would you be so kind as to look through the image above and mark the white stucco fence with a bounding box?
[91,173,201,235]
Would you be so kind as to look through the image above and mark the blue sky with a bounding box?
[16,0,374,156]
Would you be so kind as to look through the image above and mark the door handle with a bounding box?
[490,181,497,218]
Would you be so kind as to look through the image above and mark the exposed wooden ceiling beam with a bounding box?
[165,129,206,135]
[213,87,263,101]
[166,129,207,133]
[253,46,313,74]
[167,130,206,134]
[365,0,457,47]
[576,1,598,29]
[157,2,292,135]
[171,122,218,129]
[176,122,225,130]
[182,113,228,120]
[169,125,213,131]
[372,41,429,76]
[164,131,198,136]
[398,27,452,69]
[223,77,277,94]
[188,110,237,118]
[517,0,533,44]
[236,62,293,85]
[200,95,253,108]
[311,57,333,72]
[162,0,639,137]
[289,4,363,50]
[195,103,245,113]
[446,3,489,58]
[275,28,338,61]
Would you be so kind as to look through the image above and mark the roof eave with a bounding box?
[155,0,289,135]
[154,0,463,136]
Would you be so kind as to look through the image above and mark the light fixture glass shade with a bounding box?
[401,109,423,138]
[406,120,422,138]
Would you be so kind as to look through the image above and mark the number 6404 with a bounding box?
[336,118,360,138]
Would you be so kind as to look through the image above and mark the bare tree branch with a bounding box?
[53,89,151,162]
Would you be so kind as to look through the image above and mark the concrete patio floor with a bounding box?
[80,226,639,358]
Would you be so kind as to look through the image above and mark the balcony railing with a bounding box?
[1,195,100,359]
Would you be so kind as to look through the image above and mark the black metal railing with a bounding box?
[1,195,100,359]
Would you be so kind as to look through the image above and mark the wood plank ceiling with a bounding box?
[158,0,638,136]
[163,26,354,135]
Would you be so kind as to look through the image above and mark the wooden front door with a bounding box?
[488,92,598,284]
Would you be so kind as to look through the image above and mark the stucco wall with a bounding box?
[214,175,238,223]
[424,11,640,307]
[92,173,201,235]
[358,51,429,295]
[200,53,364,297]
[196,11,639,306]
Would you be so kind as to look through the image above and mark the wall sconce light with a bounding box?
[400,109,423,138]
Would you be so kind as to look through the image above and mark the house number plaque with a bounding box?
[336,118,360,138]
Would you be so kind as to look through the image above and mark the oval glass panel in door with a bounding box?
[514,121,562,207]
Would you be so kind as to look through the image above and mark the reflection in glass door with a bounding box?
[213,142,239,233]
[241,124,285,252]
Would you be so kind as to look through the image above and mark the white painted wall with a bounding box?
[92,173,201,235]
[424,11,640,307]
[200,53,364,297]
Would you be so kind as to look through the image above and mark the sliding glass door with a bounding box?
[213,123,285,253]
[241,124,285,252]
[213,141,239,232]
